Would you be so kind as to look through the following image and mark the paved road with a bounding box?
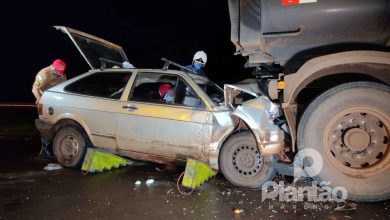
[0,138,389,220]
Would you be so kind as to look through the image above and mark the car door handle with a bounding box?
[122,104,138,110]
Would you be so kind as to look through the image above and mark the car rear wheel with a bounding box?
[219,131,276,188]
[53,126,88,168]
[298,82,390,202]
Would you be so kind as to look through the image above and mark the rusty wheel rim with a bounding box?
[60,135,80,161]
[323,107,390,177]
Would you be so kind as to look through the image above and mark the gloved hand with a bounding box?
[122,61,135,69]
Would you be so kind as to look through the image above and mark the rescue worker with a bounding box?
[185,51,207,77]
[32,59,67,158]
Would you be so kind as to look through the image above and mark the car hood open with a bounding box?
[54,26,129,69]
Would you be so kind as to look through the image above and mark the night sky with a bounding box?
[1,0,251,102]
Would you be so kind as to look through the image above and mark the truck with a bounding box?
[227,0,390,202]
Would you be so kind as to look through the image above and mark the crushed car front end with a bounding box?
[223,83,285,155]
[191,77,286,171]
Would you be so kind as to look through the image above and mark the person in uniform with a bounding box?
[32,59,67,158]
[184,51,207,77]
[32,59,67,103]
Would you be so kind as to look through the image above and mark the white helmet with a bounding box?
[193,51,207,65]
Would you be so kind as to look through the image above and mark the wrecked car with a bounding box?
[35,26,284,188]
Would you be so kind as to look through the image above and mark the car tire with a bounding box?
[297,82,390,202]
[53,126,88,168]
[219,131,277,188]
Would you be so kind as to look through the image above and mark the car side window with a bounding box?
[64,72,132,99]
[174,79,203,108]
[129,72,204,108]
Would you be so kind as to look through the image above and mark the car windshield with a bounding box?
[191,75,224,106]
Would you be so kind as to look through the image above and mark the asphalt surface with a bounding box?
[0,137,388,220]
[0,108,389,219]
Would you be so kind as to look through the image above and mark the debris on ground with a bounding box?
[146,179,155,186]
[166,188,174,195]
[43,163,62,171]
[334,203,357,211]
[155,166,166,172]
[233,208,244,215]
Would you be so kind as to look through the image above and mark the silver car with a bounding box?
[36,26,285,188]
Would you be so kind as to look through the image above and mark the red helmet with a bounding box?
[159,84,171,98]
[52,59,66,75]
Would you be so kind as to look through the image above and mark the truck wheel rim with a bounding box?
[60,135,79,160]
[324,107,389,177]
[231,144,263,178]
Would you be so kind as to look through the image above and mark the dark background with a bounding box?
[0,0,252,103]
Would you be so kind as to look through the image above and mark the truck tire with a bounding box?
[219,131,276,188]
[298,82,390,202]
[53,126,88,168]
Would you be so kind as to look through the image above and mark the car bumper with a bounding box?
[35,119,54,139]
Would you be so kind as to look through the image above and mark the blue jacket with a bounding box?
[184,65,207,77]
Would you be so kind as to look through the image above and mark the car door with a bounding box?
[54,26,129,69]
[62,71,133,151]
[116,71,214,161]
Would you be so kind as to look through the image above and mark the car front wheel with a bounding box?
[219,131,276,188]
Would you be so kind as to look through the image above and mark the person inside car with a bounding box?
[158,83,175,102]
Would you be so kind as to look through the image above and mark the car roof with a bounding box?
[47,68,210,93]
[89,68,209,81]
